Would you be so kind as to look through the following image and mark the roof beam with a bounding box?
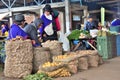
[0,2,65,13]
[71,6,87,11]
[88,9,115,14]
[97,0,120,5]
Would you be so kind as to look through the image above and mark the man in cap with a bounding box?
[84,15,96,31]
[24,18,43,47]
[40,4,61,42]
[8,14,28,39]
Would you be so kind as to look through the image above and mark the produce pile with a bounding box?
[38,62,71,77]
[40,62,64,72]
[67,30,91,40]
[4,38,33,78]
[24,73,53,80]
[42,40,63,57]
[37,50,103,78]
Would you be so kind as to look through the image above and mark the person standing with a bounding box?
[40,4,61,42]
[24,18,43,47]
[84,15,96,31]
[8,14,28,40]
[1,22,9,36]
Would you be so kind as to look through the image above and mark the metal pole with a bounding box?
[8,0,11,7]
[24,0,26,6]
[51,0,53,3]
[11,0,17,8]
[1,0,9,8]
[80,0,82,6]
[34,0,39,5]
[9,11,13,26]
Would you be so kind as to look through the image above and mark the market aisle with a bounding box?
[0,57,120,80]
[55,57,120,80]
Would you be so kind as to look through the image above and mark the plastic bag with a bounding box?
[58,32,70,51]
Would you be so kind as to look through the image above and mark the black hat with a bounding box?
[43,4,52,12]
[14,14,25,22]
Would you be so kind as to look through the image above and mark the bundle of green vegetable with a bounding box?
[67,30,81,40]
[67,30,90,40]
[23,73,53,80]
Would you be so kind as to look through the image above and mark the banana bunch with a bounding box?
[42,62,62,68]
[46,67,71,77]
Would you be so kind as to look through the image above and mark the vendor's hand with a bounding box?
[43,34,47,37]
[38,38,43,42]
[31,40,36,45]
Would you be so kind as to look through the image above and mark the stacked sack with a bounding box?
[33,47,51,73]
[76,50,103,70]
[4,38,33,78]
[42,40,63,57]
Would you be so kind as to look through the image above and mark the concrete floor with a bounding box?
[0,57,120,80]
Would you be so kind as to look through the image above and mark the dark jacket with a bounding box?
[84,21,96,31]
[24,23,40,46]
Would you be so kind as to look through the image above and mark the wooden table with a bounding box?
[70,38,96,51]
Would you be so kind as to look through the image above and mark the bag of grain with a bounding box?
[42,40,63,57]
[4,39,33,78]
[33,47,51,73]
[78,56,88,70]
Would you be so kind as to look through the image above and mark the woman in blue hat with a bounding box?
[40,4,61,42]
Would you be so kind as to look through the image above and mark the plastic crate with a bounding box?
[97,36,112,60]
[111,35,117,57]
[116,35,120,56]
[110,26,120,33]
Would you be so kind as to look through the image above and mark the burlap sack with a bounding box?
[42,40,63,57]
[87,54,99,67]
[33,47,51,73]
[4,40,33,78]
[4,60,32,78]
[78,56,88,70]
[67,59,78,74]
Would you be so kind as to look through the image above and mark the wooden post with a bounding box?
[65,0,70,33]
[83,7,88,24]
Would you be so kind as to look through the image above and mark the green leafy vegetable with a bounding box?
[23,73,53,80]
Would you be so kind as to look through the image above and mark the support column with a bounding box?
[83,7,88,24]
[9,11,13,26]
[101,7,105,26]
[65,0,70,33]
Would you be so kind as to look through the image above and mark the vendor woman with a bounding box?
[8,14,28,39]
[40,4,61,42]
